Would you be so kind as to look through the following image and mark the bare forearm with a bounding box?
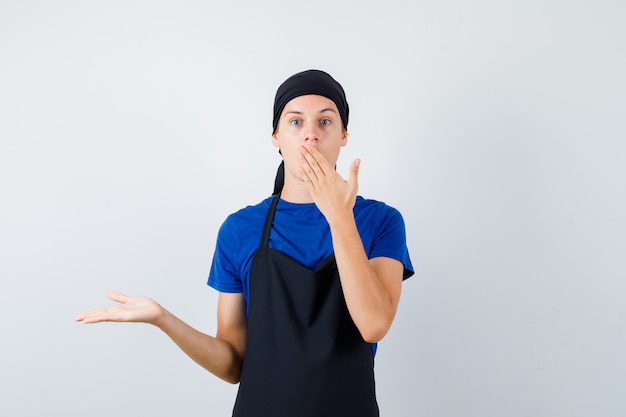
[156,307,243,384]
[329,215,399,342]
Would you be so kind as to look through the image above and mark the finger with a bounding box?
[343,158,360,199]
[302,145,332,173]
[107,291,129,304]
[298,149,321,185]
[349,158,360,188]
[299,166,318,191]
[75,308,110,324]
[299,146,325,177]
[76,292,129,323]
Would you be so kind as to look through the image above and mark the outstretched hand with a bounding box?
[75,291,163,325]
[298,145,360,223]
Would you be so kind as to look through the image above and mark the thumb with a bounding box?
[348,158,360,189]
[107,291,129,304]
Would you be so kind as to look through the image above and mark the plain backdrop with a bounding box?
[1,1,625,416]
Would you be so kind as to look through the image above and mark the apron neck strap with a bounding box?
[260,194,281,248]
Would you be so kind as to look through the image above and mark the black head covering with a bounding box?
[272,69,349,194]
[273,69,349,132]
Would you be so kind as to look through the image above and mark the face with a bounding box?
[272,94,348,183]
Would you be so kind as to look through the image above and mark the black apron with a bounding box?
[232,195,379,417]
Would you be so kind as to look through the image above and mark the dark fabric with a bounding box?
[272,160,284,196]
[232,195,379,417]
[272,69,349,132]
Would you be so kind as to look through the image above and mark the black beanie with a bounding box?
[271,70,349,195]
[272,69,349,132]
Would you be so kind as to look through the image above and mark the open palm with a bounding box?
[75,291,162,325]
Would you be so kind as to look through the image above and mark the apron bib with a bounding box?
[232,195,379,417]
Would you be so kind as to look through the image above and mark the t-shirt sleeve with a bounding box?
[207,216,244,293]
[368,205,415,280]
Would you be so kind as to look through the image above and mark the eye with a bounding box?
[320,119,331,126]
[290,119,302,126]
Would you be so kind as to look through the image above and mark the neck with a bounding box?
[279,178,315,204]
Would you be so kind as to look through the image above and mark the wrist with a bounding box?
[153,303,170,329]
[327,210,356,232]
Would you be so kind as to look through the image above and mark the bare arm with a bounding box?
[299,146,404,342]
[330,222,404,342]
[76,291,247,383]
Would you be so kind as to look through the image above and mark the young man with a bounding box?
[77,70,414,417]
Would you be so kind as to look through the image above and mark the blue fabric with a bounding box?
[208,195,414,300]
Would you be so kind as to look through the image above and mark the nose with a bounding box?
[304,124,320,142]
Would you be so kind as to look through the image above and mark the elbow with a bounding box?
[224,359,244,385]
[358,321,392,344]
[219,366,243,385]
[209,347,244,385]
[360,330,388,344]
[353,309,397,343]
[223,375,241,385]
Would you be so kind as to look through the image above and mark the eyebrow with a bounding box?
[284,108,337,115]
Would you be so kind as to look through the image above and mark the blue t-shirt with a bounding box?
[208,195,414,301]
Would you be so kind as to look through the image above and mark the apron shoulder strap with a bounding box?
[259,194,280,248]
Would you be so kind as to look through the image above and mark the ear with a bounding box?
[272,130,280,148]
[340,129,348,147]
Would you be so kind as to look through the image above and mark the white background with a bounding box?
[1,1,625,416]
